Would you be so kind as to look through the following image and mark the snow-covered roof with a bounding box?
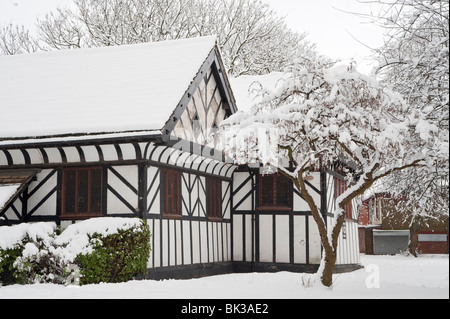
[0,184,21,212]
[0,36,217,140]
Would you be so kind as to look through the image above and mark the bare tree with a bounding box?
[1,0,317,77]
[0,24,41,55]
[37,7,85,50]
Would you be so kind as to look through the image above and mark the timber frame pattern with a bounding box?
[231,166,361,274]
[0,40,362,279]
[0,44,240,279]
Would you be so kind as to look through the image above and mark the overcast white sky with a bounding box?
[0,0,386,73]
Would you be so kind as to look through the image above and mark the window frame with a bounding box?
[206,177,223,221]
[161,168,182,219]
[257,173,292,211]
[61,166,103,220]
[335,178,353,220]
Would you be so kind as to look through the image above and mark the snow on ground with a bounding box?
[0,254,448,299]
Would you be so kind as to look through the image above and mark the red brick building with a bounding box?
[358,193,448,255]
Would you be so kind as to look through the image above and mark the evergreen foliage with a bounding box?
[0,218,151,286]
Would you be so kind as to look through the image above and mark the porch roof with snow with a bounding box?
[0,36,236,144]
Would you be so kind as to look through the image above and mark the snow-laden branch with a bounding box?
[220,58,438,287]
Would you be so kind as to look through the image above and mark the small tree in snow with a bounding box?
[220,59,437,287]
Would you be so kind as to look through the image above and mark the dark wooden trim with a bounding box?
[233,210,313,216]
[27,169,57,198]
[0,131,162,150]
[206,176,222,221]
[146,214,231,223]
[61,166,104,218]
[212,46,237,114]
[107,184,137,214]
[272,214,276,263]
[114,144,123,161]
[335,177,353,220]
[320,171,328,225]
[257,173,293,211]
[27,186,57,218]
[20,187,29,222]
[95,145,104,162]
[2,150,13,166]
[108,166,138,195]
[232,188,253,211]
[20,149,31,165]
[76,146,85,163]
[58,147,67,163]
[1,158,233,182]
[242,212,246,262]
[161,47,238,144]
[232,261,319,275]
[0,170,40,217]
[138,164,147,220]
[39,148,49,164]
[146,167,160,214]
[141,261,364,282]
[160,168,182,219]
[289,213,294,264]
[143,262,234,281]
[221,182,231,218]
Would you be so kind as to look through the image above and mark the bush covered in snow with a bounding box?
[13,230,72,285]
[0,222,57,285]
[66,219,151,285]
[0,218,151,286]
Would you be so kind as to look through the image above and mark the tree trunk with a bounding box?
[408,215,421,257]
[319,247,337,288]
[295,172,338,288]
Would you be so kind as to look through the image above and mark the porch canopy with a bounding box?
[0,170,39,214]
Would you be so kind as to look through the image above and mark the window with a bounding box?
[368,200,373,221]
[62,167,102,218]
[335,178,352,219]
[162,169,181,218]
[258,174,291,210]
[207,177,222,221]
[375,198,381,220]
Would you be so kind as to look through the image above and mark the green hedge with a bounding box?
[75,221,151,285]
[0,218,151,286]
[0,245,23,285]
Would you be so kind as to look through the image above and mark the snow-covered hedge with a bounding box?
[0,222,58,285]
[0,218,151,286]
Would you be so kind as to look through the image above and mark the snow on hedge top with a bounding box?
[0,217,144,263]
[0,222,56,250]
[0,36,216,139]
[53,217,143,262]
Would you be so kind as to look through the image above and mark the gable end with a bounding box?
[161,46,237,148]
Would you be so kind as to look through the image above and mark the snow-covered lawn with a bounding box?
[0,254,448,299]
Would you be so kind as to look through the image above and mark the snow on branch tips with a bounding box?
[221,59,434,178]
[220,58,437,287]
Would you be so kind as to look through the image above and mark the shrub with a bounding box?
[13,238,69,285]
[0,223,57,285]
[0,245,22,285]
[0,218,151,286]
[74,220,151,285]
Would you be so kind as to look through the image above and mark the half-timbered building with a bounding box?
[0,36,360,279]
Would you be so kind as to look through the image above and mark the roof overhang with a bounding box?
[0,169,40,215]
